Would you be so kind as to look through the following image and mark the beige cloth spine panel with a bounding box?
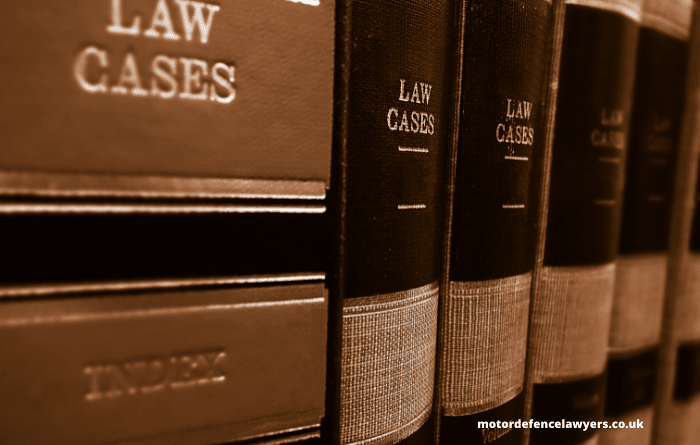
[608,254,667,353]
[600,254,666,445]
[340,282,439,445]
[527,263,615,383]
[656,254,700,445]
[438,273,531,416]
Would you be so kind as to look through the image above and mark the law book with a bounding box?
[599,0,691,443]
[431,0,554,441]
[0,0,334,202]
[522,0,642,442]
[653,3,700,437]
[326,0,456,444]
[0,279,327,445]
[0,1,336,443]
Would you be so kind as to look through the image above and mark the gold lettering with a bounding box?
[175,0,221,44]
[179,57,209,100]
[74,46,109,93]
[398,79,410,102]
[410,82,420,103]
[107,0,141,35]
[150,54,178,98]
[210,62,236,103]
[112,52,148,96]
[144,0,181,40]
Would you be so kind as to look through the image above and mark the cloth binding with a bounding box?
[340,282,439,445]
[439,273,531,416]
[528,264,615,382]
[608,254,666,354]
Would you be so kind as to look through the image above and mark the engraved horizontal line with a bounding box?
[598,157,620,163]
[286,0,320,5]
[504,156,529,161]
[398,204,427,210]
[502,204,525,209]
[595,200,616,206]
[0,297,327,327]
[648,195,666,203]
[0,203,326,214]
[0,273,326,299]
[398,146,429,153]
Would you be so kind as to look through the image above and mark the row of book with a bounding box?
[1,0,700,444]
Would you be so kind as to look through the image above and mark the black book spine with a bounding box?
[335,0,455,444]
[524,1,642,444]
[434,0,552,443]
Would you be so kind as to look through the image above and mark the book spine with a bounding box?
[600,1,691,443]
[523,0,642,443]
[652,0,700,443]
[337,1,455,444]
[433,0,553,442]
[0,0,335,199]
[0,281,328,444]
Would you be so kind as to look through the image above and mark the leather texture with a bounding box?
[0,0,335,195]
[0,282,327,444]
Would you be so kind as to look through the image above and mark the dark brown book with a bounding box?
[0,280,327,444]
[523,0,642,443]
[601,0,691,444]
[433,0,553,442]
[326,0,456,443]
[0,0,334,201]
[0,1,336,443]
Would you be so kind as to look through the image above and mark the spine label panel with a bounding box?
[530,373,606,445]
[605,348,657,415]
[440,392,525,445]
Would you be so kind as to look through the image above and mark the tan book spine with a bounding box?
[653,3,700,437]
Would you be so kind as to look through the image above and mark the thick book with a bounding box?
[0,0,334,201]
[0,205,330,444]
[652,0,700,443]
[432,0,552,442]
[0,1,336,443]
[653,3,700,435]
[600,0,691,444]
[328,0,455,443]
[522,0,642,443]
[0,280,327,444]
